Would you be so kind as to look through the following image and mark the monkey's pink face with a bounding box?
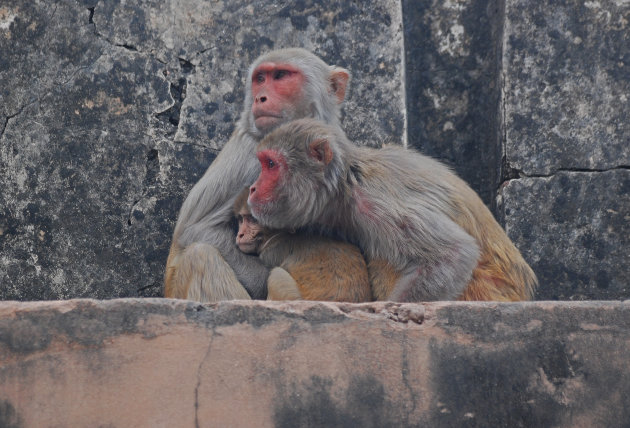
[248,149,288,224]
[235,212,263,254]
[251,62,306,132]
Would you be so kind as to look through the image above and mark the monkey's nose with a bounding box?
[249,186,256,195]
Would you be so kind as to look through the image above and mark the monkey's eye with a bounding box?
[246,215,258,225]
[267,159,275,169]
[255,72,265,83]
[273,70,290,80]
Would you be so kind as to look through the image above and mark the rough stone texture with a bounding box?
[0,0,174,300]
[93,0,405,148]
[403,0,630,301]
[1,299,630,427]
[499,170,630,300]
[500,0,630,299]
[0,0,404,300]
[402,0,504,206]
[503,0,630,175]
[1,0,629,302]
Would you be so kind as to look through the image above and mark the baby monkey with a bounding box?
[233,188,372,302]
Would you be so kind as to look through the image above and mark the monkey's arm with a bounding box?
[267,267,302,300]
[212,223,270,299]
[178,219,269,299]
[387,214,481,302]
[175,130,259,237]
[171,132,269,298]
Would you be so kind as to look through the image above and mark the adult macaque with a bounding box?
[248,119,538,302]
[232,188,371,302]
[164,49,350,301]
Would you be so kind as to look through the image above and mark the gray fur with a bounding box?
[251,119,482,301]
[170,49,348,300]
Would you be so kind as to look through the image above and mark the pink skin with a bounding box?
[251,62,305,131]
[235,214,262,254]
[249,149,286,205]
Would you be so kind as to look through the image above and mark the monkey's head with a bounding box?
[248,119,348,230]
[233,188,265,254]
[240,48,350,138]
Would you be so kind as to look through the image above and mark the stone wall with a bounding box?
[402,0,629,300]
[0,0,405,299]
[1,299,629,427]
[1,0,629,300]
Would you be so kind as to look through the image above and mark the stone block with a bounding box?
[402,0,504,205]
[499,0,630,298]
[1,299,630,427]
[503,0,630,175]
[0,0,405,299]
[499,170,630,300]
[94,0,406,148]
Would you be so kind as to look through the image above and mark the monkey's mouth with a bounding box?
[237,242,258,254]
[254,114,283,130]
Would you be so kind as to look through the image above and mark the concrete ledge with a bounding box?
[0,299,629,427]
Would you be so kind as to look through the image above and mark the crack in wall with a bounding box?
[126,147,161,226]
[155,58,194,133]
[0,116,8,140]
[86,5,210,65]
[1,101,37,141]
[87,5,165,64]
[3,58,96,136]
[502,165,629,183]
[195,332,216,428]
[136,282,158,293]
[400,332,418,420]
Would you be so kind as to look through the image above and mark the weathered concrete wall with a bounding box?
[1,0,629,301]
[499,0,630,300]
[403,0,629,300]
[402,0,504,206]
[1,299,629,427]
[0,0,405,300]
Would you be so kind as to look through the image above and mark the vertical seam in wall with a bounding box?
[497,0,508,215]
[501,0,507,170]
[399,0,409,149]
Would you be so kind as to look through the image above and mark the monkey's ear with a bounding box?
[329,67,350,104]
[308,138,333,165]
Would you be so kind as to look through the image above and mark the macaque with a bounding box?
[232,188,371,302]
[164,49,350,301]
[248,119,538,302]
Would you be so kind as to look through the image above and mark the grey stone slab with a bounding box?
[403,0,504,206]
[0,0,405,300]
[499,170,630,300]
[94,0,405,148]
[0,0,199,299]
[0,0,102,118]
[504,0,630,175]
[1,299,630,427]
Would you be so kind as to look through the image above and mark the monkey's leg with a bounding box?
[164,243,185,298]
[176,242,251,302]
[367,259,400,301]
[267,267,302,300]
[389,260,471,302]
[458,265,527,301]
